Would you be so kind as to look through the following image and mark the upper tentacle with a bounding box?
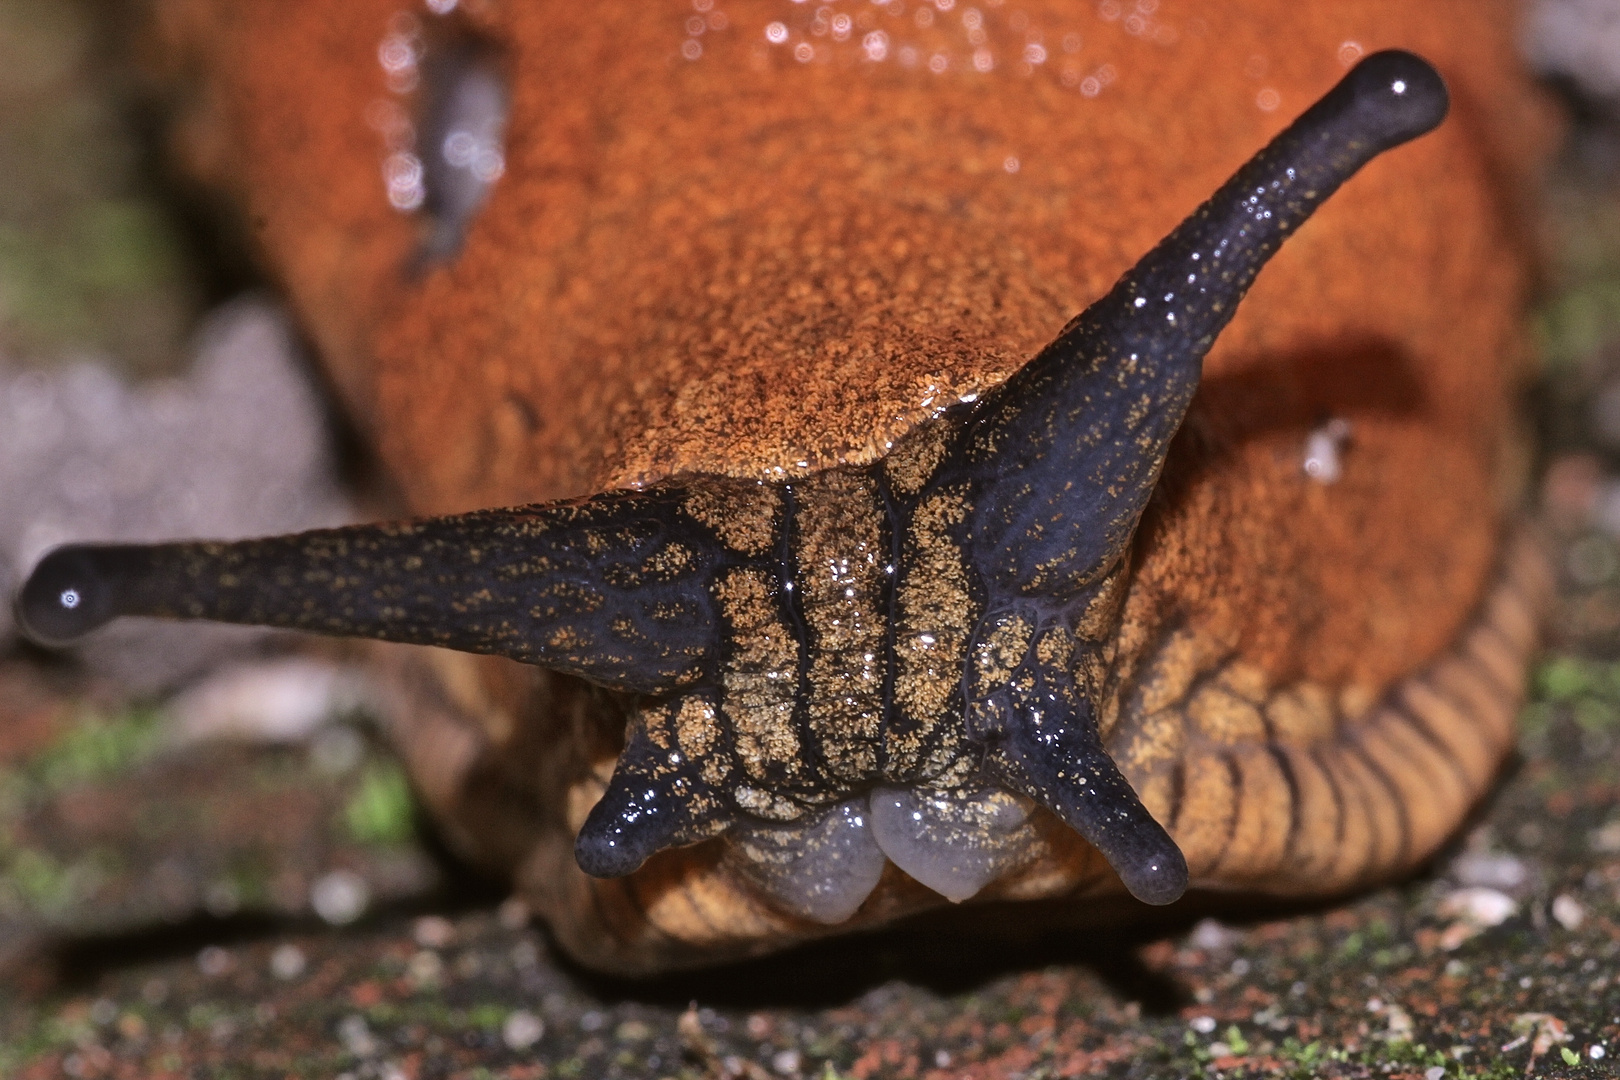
[937,51,1449,598]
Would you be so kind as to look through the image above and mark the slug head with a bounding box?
[15,52,1448,915]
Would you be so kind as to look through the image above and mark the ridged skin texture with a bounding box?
[140,0,1551,971]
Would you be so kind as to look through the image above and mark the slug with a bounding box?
[17,1,1548,973]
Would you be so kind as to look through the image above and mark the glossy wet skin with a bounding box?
[20,53,1450,918]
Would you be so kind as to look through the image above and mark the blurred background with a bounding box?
[2,1,1620,1077]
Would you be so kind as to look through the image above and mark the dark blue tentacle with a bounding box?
[938,51,1448,597]
[15,484,751,695]
[944,52,1448,905]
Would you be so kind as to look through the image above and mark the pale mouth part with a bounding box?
[726,784,1041,923]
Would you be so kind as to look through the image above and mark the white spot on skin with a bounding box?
[1302,417,1352,484]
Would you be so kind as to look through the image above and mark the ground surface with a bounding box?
[3,4,1620,1078]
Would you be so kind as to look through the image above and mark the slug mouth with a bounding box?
[725,784,1043,925]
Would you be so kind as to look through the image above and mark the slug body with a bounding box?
[22,2,1547,971]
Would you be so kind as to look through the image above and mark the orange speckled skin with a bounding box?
[144,0,1549,968]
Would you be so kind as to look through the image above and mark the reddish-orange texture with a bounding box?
[148,0,1543,696]
[141,0,1550,967]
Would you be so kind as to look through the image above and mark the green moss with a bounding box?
[342,761,417,847]
[17,706,165,796]
[1533,656,1620,718]
[1535,277,1620,376]
[464,1003,507,1031]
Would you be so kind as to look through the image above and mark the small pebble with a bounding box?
[502,1010,544,1051]
[1425,1067,1446,1080]
[412,915,455,949]
[1302,417,1351,484]
[311,870,370,925]
[1552,893,1587,930]
[497,896,531,930]
[774,1048,803,1074]
[1450,853,1527,890]
[310,725,366,776]
[1190,1015,1217,1034]
[1438,886,1518,926]
[269,944,307,980]
[510,940,539,970]
[338,1014,378,1057]
[116,1012,147,1041]
[196,946,234,977]
[407,950,443,988]
[615,1020,652,1041]
[1189,918,1234,950]
[1379,1003,1414,1041]
[1208,1041,1232,1058]
[1589,821,1620,853]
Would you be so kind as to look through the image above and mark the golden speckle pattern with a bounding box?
[882,417,955,498]
[795,470,888,782]
[892,485,977,780]
[675,695,732,788]
[971,613,1034,692]
[684,478,782,557]
[713,568,803,788]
